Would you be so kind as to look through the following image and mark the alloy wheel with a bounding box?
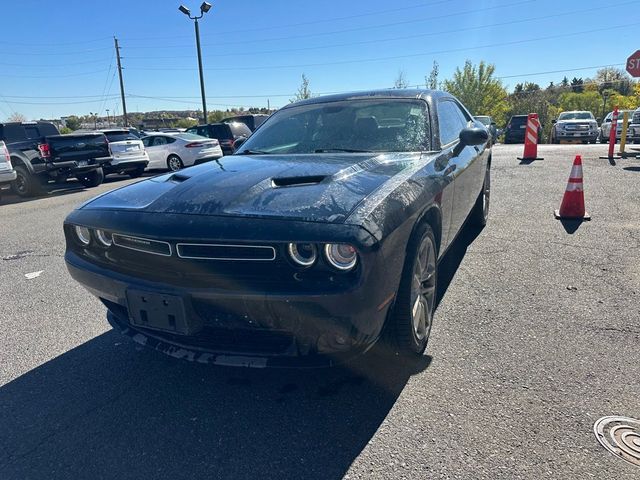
[410,235,437,342]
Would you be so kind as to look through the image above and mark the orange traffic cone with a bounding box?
[517,113,544,161]
[554,155,591,220]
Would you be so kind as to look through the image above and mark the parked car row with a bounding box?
[0,120,234,201]
[484,106,640,145]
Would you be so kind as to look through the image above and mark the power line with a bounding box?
[121,0,455,41]
[1,46,113,57]
[126,0,534,50]
[0,58,114,68]
[0,36,112,47]
[1,69,111,78]
[126,22,640,72]
[124,1,636,61]
[2,96,121,105]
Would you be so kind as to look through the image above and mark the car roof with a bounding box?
[285,89,449,108]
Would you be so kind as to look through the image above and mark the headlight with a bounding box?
[95,229,113,247]
[74,226,91,246]
[324,243,357,271]
[287,243,317,267]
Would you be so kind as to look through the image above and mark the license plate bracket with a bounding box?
[126,290,194,335]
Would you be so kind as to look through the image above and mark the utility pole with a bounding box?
[114,37,129,127]
[106,109,110,126]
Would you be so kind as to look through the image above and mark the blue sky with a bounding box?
[0,0,637,120]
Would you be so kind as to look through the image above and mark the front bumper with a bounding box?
[0,169,17,189]
[65,246,392,367]
[555,130,598,141]
[104,158,149,174]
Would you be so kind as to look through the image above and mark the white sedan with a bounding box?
[142,133,223,171]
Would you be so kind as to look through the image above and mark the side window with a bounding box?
[2,124,26,143]
[196,127,208,137]
[437,100,467,146]
[165,137,177,144]
[142,137,151,147]
[152,137,167,146]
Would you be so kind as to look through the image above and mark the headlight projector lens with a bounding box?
[288,243,317,267]
[324,243,357,271]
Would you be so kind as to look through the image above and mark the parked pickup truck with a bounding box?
[0,140,17,202]
[0,121,111,197]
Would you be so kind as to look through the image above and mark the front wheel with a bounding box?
[78,167,104,188]
[167,155,184,172]
[388,223,438,356]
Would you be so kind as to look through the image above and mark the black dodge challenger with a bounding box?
[64,89,491,367]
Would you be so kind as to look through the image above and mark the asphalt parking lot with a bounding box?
[1,144,639,479]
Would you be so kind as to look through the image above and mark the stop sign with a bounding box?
[626,50,640,77]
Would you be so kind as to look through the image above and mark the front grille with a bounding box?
[112,234,172,256]
[565,124,589,131]
[176,243,275,261]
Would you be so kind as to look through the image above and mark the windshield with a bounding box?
[558,112,594,121]
[238,99,430,154]
[475,116,491,126]
[105,132,139,142]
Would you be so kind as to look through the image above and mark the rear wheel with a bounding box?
[12,165,43,197]
[388,223,438,356]
[167,155,184,172]
[128,166,145,178]
[78,167,104,188]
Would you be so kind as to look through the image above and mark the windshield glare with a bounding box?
[238,99,430,154]
[558,112,594,121]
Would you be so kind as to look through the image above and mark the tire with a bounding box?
[11,165,43,197]
[167,155,184,172]
[387,223,438,356]
[128,166,145,178]
[78,167,104,188]
[469,165,490,228]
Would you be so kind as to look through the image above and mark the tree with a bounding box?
[558,91,601,113]
[291,74,312,102]
[570,77,584,93]
[594,67,635,96]
[65,115,81,131]
[7,112,27,122]
[393,70,409,89]
[561,76,569,88]
[426,61,439,89]
[442,60,508,118]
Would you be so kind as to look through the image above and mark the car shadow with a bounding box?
[436,226,482,307]
[0,330,430,479]
[623,166,640,172]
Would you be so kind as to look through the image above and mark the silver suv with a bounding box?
[551,111,598,144]
[599,110,639,144]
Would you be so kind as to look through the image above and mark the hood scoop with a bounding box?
[271,175,327,188]
[169,172,191,183]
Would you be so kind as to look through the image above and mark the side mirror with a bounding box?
[552,119,557,124]
[605,118,612,123]
[453,127,488,157]
[490,121,496,126]
[233,137,247,150]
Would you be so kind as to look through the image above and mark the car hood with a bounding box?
[81,152,424,223]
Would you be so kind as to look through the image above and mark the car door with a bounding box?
[436,99,479,245]
[143,136,165,169]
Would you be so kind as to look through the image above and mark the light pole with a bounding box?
[179,2,211,125]
[106,109,110,126]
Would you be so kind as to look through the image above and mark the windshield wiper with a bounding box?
[314,148,373,153]
[237,149,269,155]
